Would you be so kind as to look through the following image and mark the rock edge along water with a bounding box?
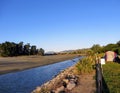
[32,66,78,93]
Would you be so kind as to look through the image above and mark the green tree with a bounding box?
[17,42,24,55]
[91,44,102,53]
[23,43,30,55]
[10,42,17,56]
[117,40,120,46]
[38,48,44,56]
[0,41,45,57]
[102,44,118,52]
[0,44,2,56]
[30,45,37,55]
[0,42,14,56]
[1,42,11,56]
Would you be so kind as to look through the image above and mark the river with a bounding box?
[0,57,82,93]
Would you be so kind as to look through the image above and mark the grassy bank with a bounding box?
[0,54,78,75]
[102,62,120,93]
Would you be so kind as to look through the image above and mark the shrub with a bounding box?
[75,56,95,74]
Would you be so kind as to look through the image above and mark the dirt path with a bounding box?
[70,72,96,93]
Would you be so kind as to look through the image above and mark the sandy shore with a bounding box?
[0,54,78,75]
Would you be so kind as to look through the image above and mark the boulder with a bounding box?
[67,81,76,90]
[55,86,65,93]
[63,79,69,84]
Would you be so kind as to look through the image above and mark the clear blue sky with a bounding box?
[0,0,120,52]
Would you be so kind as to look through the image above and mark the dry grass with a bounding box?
[0,54,78,75]
[75,56,95,75]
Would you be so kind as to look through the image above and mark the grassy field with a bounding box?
[102,62,120,93]
[0,54,78,75]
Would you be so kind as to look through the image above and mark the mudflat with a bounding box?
[0,54,78,75]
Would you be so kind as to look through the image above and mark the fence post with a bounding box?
[96,57,103,93]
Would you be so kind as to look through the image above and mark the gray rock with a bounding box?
[67,82,76,90]
[55,86,65,93]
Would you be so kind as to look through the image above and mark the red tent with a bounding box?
[105,51,117,62]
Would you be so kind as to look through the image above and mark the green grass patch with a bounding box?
[102,62,120,93]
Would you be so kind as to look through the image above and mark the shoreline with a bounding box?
[32,64,96,93]
[0,54,79,75]
[32,65,76,93]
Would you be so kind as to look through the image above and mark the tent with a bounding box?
[105,51,117,62]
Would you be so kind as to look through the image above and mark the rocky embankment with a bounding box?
[32,66,78,93]
[32,65,96,93]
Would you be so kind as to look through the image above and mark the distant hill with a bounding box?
[45,51,57,55]
[59,50,74,53]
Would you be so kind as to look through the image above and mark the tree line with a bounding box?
[0,41,44,57]
[60,40,120,55]
[91,40,120,55]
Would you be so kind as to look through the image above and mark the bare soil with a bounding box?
[0,54,78,75]
[70,72,96,93]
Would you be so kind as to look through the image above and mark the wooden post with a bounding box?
[96,56,103,93]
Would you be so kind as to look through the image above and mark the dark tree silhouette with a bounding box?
[0,41,45,57]
[23,43,30,55]
[38,48,44,56]
[117,40,120,46]
[30,45,37,55]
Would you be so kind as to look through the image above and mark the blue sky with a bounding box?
[0,0,120,52]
